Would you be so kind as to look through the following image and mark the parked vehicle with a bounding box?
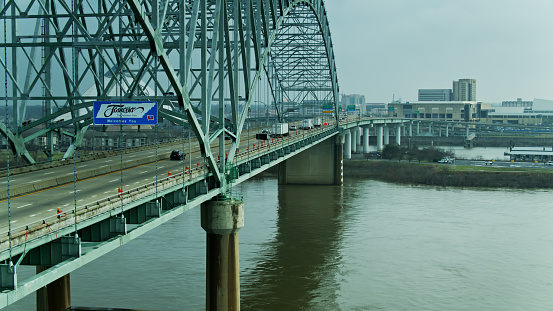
[271,123,289,137]
[545,161,553,165]
[170,150,185,160]
[438,157,453,164]
[484,161,493,165]
[289,125,297,131]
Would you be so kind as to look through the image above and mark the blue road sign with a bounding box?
[93,101,157,125]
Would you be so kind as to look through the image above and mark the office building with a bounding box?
[453,79,476,101]
[418,89,452,101]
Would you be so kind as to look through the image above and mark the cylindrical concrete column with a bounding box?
[376,125,383,151]
[351,128,357,153]
[383,126,389,145]
[344,130,352,159]
[202,199,244,311]
[355,126,361,146]
[36,266,70,311]
[409,123,413,137]
[395,124,401,145]
[416,122,420,135]
[363,127,370,154]
[428,122,433,135]
[445,124,449,137]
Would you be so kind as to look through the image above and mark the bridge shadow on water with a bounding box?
[241,182,347,310]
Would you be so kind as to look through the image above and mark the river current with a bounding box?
[5,150,553,310]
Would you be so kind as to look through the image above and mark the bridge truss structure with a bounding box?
[0,0,340,192]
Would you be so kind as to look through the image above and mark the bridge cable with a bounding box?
[71,0,78,236]
[118,5,124,215]
[3,0,13,265]
[154,52,158,204]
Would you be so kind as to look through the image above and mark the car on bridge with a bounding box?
[545,161,553,166]
[170,150,185,160]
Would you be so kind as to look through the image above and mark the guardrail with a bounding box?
[0,123,337,255]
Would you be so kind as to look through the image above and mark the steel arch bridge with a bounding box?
[0,0,340,191]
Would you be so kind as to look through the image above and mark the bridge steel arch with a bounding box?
[1,0,340,192]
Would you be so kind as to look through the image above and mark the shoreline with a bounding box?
[343,159,553,189]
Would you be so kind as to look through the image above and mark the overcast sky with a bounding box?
[324,0,553,103]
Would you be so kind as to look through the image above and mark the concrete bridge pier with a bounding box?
[344,130,352,159]
[279,135,344,186]
[395,124,401,145]
[201,198,244,311]
[445,124,449,137]
[416,122,420,135]
[362,127,370,153]
[376,125,383,151]
[383,126,389,145]
[36,267,70,311]
[355,126,361,149]
[409,123,413,136]
[350,128,357,153]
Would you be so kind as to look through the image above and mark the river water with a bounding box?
[6,171,553,310]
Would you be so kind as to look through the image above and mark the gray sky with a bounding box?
[324,0,553,103]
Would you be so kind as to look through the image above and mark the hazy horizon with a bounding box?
[324,0,553,104]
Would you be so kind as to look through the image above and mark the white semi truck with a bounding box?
[302,119,313,130]
[271,123,289,137]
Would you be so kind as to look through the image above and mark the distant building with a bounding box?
[341,94,365,106]
[387,101,482,122]
[502,98,533,109]
[452,79,476,101]
[418,89,452,101]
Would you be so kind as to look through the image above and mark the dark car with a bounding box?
[170,150,185,160]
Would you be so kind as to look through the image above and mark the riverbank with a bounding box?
[344,160,553,188]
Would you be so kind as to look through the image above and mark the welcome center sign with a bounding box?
[93,101,157,125]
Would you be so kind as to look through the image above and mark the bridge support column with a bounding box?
[409,123,413,136]
[395,124,401,145]
[279,135,343,185]
[355,126,361,147]
[383,126,389,145]
[428,123,433,135]
[363,127,370,153]
[36,266,71,311]
[416,122,420,135]
[445,124,449,137]
[201,198,244,311]
[344,130,352,159]
[350,128,357,153]
[376,125,383,151]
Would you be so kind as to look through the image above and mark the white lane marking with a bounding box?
[139,171,147,174]
[47,209,54,212]
[91,195,97,198]
[10,220,17,224]
[63,204,69,206]
[78,199,83,202]
[29,214,36,217]
[104,191,110,194]
[69,190,82,194]
[44,172,55,175]
[100,165,108,167]
[35,179,42,182]
[16,203,31,209]
[109,179,119,183]
[78,165,87,168]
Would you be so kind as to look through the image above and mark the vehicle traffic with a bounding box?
[170,150,185,160]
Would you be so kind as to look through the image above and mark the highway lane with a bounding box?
[0,125,328,235]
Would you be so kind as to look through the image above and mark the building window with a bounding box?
[439,114,445,119]
[446,113,453,119]
[432,114,438,118]
[425,113,431,118]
